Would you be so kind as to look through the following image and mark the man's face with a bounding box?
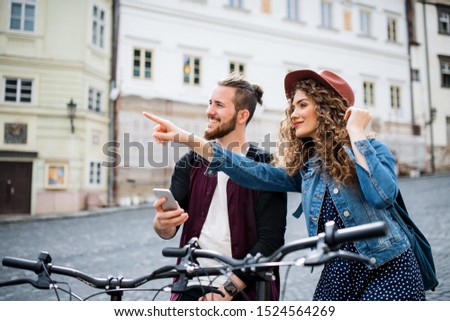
[204,85,238,140]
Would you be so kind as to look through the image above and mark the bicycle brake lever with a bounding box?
[173,284,224,297]
[302,250,372,266]
[334,250,374,265]
[302,251,328,266]
[187,237,199,247]
[205,287,225,297]
[171,273,188,293]
[0,278,40,288]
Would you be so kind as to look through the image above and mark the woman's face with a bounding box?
[290,90,318,139]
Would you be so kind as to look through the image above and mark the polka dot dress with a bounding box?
[312,190,426,301]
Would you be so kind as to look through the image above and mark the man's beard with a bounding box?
[203,112,238,140]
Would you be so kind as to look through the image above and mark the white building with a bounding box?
[1,0,447,215]
[115,0,421,204]
[0,0,113,215]
[409,0,450,173]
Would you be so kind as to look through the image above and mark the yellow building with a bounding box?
[0,0,113,215]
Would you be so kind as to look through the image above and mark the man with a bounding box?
[152,73,287,301]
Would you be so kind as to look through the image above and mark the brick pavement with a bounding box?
[0,172,449,301]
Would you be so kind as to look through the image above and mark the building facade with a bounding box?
[115,0,421,204]
[2,0,448,216]
[409,0,450,173]
[0,0,113,215]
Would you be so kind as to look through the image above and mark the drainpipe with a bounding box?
[405,0,416,131]
[108,0,120,205]
[422,1,436,173]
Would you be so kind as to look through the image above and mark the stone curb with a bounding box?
[0,203,154,225]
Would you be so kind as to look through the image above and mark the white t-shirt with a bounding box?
[193,171,232,287]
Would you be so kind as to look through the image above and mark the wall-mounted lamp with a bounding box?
[67,98,77,134]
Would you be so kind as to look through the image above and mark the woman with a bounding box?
[143,69,426,300]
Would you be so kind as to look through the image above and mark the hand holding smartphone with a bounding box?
[153,188,180,211]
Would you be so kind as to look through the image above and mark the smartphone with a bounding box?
[153,188,180,211]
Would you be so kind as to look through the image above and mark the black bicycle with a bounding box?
[0,221,386,301]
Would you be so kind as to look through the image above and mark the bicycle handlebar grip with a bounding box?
[2,257,41,273]
[333,222,387,246]
[162,247,189,258]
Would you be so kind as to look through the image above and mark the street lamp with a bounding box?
[67,98,77,134]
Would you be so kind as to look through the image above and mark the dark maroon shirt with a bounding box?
[170,144,287,300]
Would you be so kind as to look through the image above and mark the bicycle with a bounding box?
[0,220,386,301]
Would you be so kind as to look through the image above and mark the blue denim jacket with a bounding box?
[205,139,410,268]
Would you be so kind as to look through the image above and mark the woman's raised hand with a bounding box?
[344,107,372,136]
[344,107,371,171]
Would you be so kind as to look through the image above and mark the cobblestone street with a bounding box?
[0,173,449,301]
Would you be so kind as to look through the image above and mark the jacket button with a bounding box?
[333,188,339,194]
[343,210,350,217]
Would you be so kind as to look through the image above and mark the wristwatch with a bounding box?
[223,280,239,297]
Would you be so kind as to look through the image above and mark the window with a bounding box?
[228,0,243,9]
[390,85,401,109]
[4,78,33,103]
[411,68,420,82]
[9,0,35,32]
[229,61,245,75]
[89,161,102,185]
[437,5,450,35]
[387,17,397,42]
[183,55,201,85]
[360,10,371,37]
[363,81,375,107]
[133,48,152,79]
[92,5,105,48]
[88,87,102,112]
[287,0,299,21]
[439,55,450,88]
[320,0,333,29]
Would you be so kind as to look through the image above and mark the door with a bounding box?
[0,162,32,214]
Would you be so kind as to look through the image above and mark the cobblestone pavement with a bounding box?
[0,173,449,301]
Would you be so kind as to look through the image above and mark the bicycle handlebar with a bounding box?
[1,220,387,300]
[331,221,387,245]
[2,257,39,273]
[162,221,387,267]
[162,247,244,267]
[264,220,387,263]
[1,254,224,289]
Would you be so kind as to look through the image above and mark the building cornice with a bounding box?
[0,55,110,80]
[124,1,409,61]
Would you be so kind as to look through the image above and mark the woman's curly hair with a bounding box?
[275,79,356,186]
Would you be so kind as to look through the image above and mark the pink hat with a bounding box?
[284,69,354,106]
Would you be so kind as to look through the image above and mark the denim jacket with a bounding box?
[205,138,410,269]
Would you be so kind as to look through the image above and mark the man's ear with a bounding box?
[237,109,250,124]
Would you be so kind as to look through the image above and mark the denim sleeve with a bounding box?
[345,139,398,209]
[205,143,301,192]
